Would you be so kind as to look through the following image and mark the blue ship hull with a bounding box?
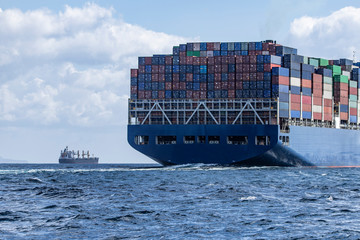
[128,124,360,167]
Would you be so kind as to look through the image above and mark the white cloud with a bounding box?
[0,3,191,127]
[288,6,360,59]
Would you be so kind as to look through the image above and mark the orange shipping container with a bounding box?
[350,108,357,115]
[340,97,348,104]
[272,76,289,85]
[302,79,312,88]
[313,82,322,90]
[350,87,357,95]
[313,89,322,97]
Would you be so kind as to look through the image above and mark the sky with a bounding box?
[1,0,360,163]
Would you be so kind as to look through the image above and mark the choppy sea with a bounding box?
[1,164,360,239]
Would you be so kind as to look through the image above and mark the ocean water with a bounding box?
[1,164,360,239]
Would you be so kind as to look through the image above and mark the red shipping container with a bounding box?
[250,73,257,80]
[179,82,186,90]
[236,73,243,80]
[193,57,200,65]
[291,103,301,111]
[323,106,332,114]
[131,86,137,94]
[243,73,250,81]
[228,56,235,64]
[214,82,221,90]
[302,95,312,105]
[249,64,257,73]
[256,72,264,80]
[228,81,235,90]
[131,69,138,77]
[208,65,214,73]
[215,65,221,73]
[262,42,270,51]
[200,57,207,65]
[200,91,207,99]
[193,91,200,99]
[165,82,172,90]
[350,108,357,115]
[152,74,159,81]
[334,82,349,90]
[350,87,357,95]
[302,79,312,88]
[313,82,322,90]
[263,64,271,72]
[221,64,228,73]
[145,57,152,65]
[313,112,322,120]
[312,73,322,83]
[249,55,257,63]
[248,50,256,56]
[270,64,281,69]
[302,104,312,112]
[186,73,193,81]
[221,56,228,64]
[340,97,348,104]
[158,91,165,99]
[235,56,243,64]
[215,73,221,81]
[228,90,235,98]
[186,91,192,98]
[138,90,145,99]
[180,56,187,65]
[173,73,179,81]
[272,76,289,85]
[207,42,214,51]
[172,82,180,90]
[200,83,207,91]
[207,57,214,65]
[340,112,348,120]
[229,73,235,81]
[179,52,186,57]
[242,64,250,72]
[221,82,228,90]
[165,56,172,65]
[313,89,322,97]
[186,56,193,65]
[158,65,165,73]
[328,60,334,65]
[313,96,322,106]
[215,56,222,64]
[324,113,332,121]
[151,65,158,73]
[291,94,301,103]
[236,81,243,89]
[324,99,332,107]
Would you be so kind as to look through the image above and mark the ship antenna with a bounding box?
[353,50,356,63]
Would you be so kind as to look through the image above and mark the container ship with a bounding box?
[59,146,99,164]
[127,40,360,167]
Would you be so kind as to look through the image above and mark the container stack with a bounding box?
[272,67,290,118]
[130,40,360,125]
[316,68,333,121]
[312,73,323,120]
[301,63,315,119]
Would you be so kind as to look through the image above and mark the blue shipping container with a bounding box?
[302,111,311,119]
[302,87,312,96]
[290,86,301,95]
[340,104,349,113]
[290,69,301,78]
[301,71,312,80]
[350,115,357,123]
[279,110,289,118]
[272,67,289,77]
[291,110,301,118]
[301,63,315,72]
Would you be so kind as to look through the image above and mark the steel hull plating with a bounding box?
[59,158,99,164]
[128,124,315,166]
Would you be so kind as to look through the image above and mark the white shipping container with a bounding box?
[193,43,200,51]
[290,77,301,87]
[342,70,351,78]
[206,51,214,57]
[313,105,322,113]
[323,90,332,99]
[323,84,332,91]
[262,51,270,55]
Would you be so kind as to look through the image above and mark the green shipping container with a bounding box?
[303,56,309,64]
[187,51,193,56]
[333,75,349,83]
[318,58,329,66]
[350,80,357,88]
[327,65,342,75]
[192,51,200,57]
[323,76,333,84]
[349,101,357,109]
[309,58,319,68]
[349,94,358,101]
[228,42,235,51]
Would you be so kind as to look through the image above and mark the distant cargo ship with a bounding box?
[59,146,99,164]
[127,40,360,167]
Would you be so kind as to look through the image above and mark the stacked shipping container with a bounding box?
[130,40,360,124]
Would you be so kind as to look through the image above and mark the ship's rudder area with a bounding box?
[233,142,314,167]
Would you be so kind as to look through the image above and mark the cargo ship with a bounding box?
[127,40,360,167]
[59,146,99,164]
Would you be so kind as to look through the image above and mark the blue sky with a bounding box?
[1,0,360,163]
